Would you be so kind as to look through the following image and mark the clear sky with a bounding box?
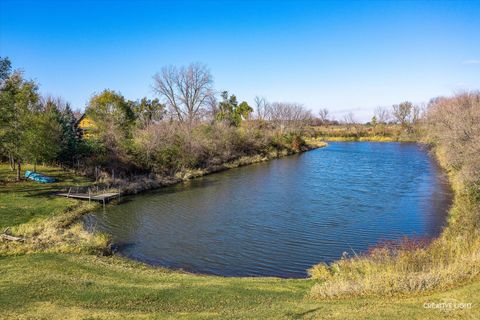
[1,0,479,121]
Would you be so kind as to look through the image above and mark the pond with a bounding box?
[85,142,452,278]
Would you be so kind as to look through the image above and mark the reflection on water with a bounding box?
[86,142,452,278]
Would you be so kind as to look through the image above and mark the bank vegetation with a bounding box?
[309,91,480,298]
[1,58,319,189]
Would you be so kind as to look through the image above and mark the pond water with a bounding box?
[85,142,451,278]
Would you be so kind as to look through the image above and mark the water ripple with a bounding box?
[86,142,452,278]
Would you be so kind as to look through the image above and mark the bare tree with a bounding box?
[392,101,413,128]
[268,102,312,133]
[374,106,391,136]
[254,96,270,120]
[205,93,218,121]
[425,91,480,186]
[411,104,421,125]
[318,108,330,124]
[342,112,361,137]
[343,112,357,124]
[153,63,214,126]
[374,106,391,124]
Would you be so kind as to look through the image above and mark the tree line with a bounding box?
[0,57,81,179]
[314,102,421,128]
[0,59,313,181]
[310,101,424,139]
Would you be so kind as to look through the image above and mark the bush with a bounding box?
[282,132,306,151]
[132,121,287,176]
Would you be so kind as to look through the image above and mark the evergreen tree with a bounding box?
[55,101,81,166]
[215,91,252,127]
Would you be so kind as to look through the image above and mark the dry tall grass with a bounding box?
[0,203,109,255]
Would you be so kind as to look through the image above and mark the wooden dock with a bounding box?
[57,187,120,206]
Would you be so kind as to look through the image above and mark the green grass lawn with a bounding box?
[1,164,479,319]
[1,254,479,319]
[0,164,91,229]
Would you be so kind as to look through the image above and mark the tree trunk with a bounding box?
[16,161,21,181]
[9,156,15,171]
[34,159,37,172]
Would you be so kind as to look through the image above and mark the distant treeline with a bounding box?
[308,101,423,141]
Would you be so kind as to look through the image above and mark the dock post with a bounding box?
[67,187,71,198]
[88,188,91,203]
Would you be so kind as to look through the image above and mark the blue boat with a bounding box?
[25,170,56,183]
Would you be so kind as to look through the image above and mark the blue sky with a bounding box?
[1,0,479,121]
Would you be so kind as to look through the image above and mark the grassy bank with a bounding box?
[1,253,479,319]
[0,164,108,256]
[0,164,90,229]
[1,151,479,318]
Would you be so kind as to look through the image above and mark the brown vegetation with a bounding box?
[0,202,109,256]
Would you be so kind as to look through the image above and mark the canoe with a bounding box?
[25,170,56,183]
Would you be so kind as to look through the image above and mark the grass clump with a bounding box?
[0,202,110,256]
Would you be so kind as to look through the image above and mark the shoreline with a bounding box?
[0,141,327,257]
[113,140,327,196]
[318,136,417,142]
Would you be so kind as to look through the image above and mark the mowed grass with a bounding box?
[1,254,480,319]
[0,164,90,229]
[1,164,479,319]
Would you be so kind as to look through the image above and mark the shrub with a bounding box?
[132,121,294,177]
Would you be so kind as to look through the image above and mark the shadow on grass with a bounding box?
[288,307,323,319]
